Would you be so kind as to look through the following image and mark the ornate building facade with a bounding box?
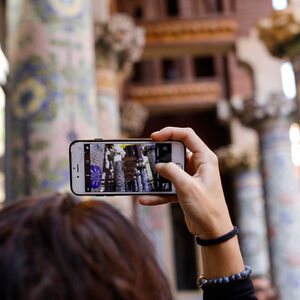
[2,0,300,299]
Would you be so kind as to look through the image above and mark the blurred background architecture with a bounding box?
[1,0,300,299]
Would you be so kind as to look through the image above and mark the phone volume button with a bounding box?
[94,138,103,141]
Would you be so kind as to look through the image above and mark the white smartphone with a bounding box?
[69,139,186,196]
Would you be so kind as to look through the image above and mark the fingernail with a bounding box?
[155,163,164,169]
[151,130,160,135]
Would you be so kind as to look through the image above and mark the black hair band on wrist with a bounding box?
[196,226,238,246]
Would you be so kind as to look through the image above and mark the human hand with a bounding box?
[139,127,233,239]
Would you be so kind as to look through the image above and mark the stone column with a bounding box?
[216,144,270,277]
[6,0,99,201]
[233,93,300,299]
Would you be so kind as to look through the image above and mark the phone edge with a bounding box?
[69,139,186,197]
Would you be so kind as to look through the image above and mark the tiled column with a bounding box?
[234,94,300,299]
[217,145,270,276]
[93,13,145,214]
[6,0,98,201]
[235,168,270,276]
[95,48,120,138]
[94,13,145,138]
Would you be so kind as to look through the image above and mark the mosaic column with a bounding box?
[233,93,300,300]
[217,145,270,277]
[114,157,125,192]
[144,144,156,179]
[94,13,145,138]
[6,0,99,202]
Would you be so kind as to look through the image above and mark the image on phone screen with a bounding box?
[83,143,172,193]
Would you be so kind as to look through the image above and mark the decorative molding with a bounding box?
[141,18,238,46]
[128,81,221,109]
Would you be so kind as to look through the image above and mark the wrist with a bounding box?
[196,217,233,240]
[196,226,238,247]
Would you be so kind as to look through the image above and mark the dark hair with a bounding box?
[0,194,172,300]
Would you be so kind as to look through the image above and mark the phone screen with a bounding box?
[83,143,172,193]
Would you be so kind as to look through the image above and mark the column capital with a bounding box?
[94,13,145,72]
[120,101,148,137]
[231,93,297,131]
[216,144,259,173]
[257,6,300,59]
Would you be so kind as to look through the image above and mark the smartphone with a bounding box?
[69,139,186,196]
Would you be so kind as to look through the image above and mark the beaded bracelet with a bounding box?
[196,266,252,288]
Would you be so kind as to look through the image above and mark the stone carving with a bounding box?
[95,13,145,72]
[120,101,148,137]
[216,144,259,173]
[257,6,300,58]
[231,93,297,129]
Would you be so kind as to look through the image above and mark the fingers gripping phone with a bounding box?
[69,139,186,196]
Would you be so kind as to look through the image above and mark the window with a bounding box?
[272,0,288,10]
[281,62,296,99]
[133,6,143,19]
[204,0,224,13]
[230,0,236,12]
[166,0,179,16]
[162,59,181,81]
[216,0,223,12]
[193,56,215,78]
[290,123,300,166]
[171,204,198,290]
[132,62,143,82]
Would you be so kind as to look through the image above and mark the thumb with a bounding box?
[156,162,191,192]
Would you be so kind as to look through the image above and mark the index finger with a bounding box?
[151,127,209,154]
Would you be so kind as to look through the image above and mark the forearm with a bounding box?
[201,236,245,279]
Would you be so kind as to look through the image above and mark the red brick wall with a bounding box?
[117,0,273,23]
[228,52,254,98]
[235,0,273,37]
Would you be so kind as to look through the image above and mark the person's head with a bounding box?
[253,276,278,300]
[0,193,172,300]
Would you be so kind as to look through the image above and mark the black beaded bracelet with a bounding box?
[197,266,252,288]
[196,226,238,246]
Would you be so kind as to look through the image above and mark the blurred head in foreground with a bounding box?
[0,194,172,300]
[253,276,278,300]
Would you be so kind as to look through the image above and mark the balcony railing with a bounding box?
[142,17,237,45]
[127,79,222,112]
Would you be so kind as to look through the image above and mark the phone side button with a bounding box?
[94,138,103,141]
[175,163,183,169]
